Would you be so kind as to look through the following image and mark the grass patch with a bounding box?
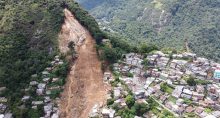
[204,108,212,113]
[168,96,177,103]
[160,83,174,94]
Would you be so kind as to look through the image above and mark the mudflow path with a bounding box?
[58,9,108,118]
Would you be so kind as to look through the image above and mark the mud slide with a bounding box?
[58,9,108,118]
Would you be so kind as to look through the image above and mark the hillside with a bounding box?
[76,0,220,62]
[0,0,107,117]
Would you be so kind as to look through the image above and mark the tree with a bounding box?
[131,103,149,116]
[186,76,197,86]
[102,46,121,63]
[140,44,158,54]
[160,83,168,92]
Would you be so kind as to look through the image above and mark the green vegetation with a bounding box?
[0,0,105,117]
[140,44,158,54]
[184,112,199,118]
[195,79,211,85]
[159,109,175,118]
[204,108,212,113]
[107,98,115,106]
[115,97,150,117]
[125,95,135,108]
[160,83,173,94]
[147,97,175,118]
[131,103,149,116]
[168,96,177,103]
[183,98,193,105]
[183,75,197,86]
[78,0,220,62]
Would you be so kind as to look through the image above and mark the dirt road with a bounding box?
[58,9,108,118]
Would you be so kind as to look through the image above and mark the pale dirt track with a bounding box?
[58,9,108,118]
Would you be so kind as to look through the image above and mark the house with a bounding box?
[200,112,209,118]
[196,85,205,94]
[101,108,115,118]
[31,74,38,78]
[205,99,215,106]
[46,67,53,72]
[52,78,59,82]
[44,104,53,117]
[182,52,196,59]
[214,69,220,82]
[176,99,184,106]
[183,89,193,95]
[145,87,155,96]
[134,90,145,99]
[208,93,219,101]
[172,86,184,98]
[51,113,59,118]
[30,81,38,86]
[185,106,194,113]
[0,97,7,103]
[165,102,173,110]
[32,101,43,105]
[181,94,192,99]
[192,92,204,101]
[177,106,185,115]
[89,104,99,118]
[195,107,204,114]
[114,88,121,99]
[36,89,44,95]
[104,72,112,81]
[159,95,167,103]
[159,72,169,80]
[38,83,46,89]
[134,116,142,118]
[51,61,56,65]
[46,90,51,95]
[43,78,50,83]
[22,96,30,102]
[44,96,51,103]
[154,51,166,57]
[144,77,155,89]
[42,71,50,75]
[3,113,13,118]
[212,111,220,118]
[58,61,64,65]
[204,115,216,118]
[0,104,7,113]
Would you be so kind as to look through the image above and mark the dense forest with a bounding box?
[77,0,220,62]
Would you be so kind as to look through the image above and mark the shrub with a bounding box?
[107,98,115,106]
[125,95,135,108]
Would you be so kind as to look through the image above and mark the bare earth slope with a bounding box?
[58,9,108,118]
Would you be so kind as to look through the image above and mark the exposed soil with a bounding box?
[58,9,108,118]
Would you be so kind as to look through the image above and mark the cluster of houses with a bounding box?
[0,92,12,118]
[107,51,220,118]
[26,55,65,118]
[0,55,65,118]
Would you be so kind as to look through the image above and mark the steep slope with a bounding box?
[58,9,108,118]
[0,1,66,116]
[77,0,220,62]
[0,0,106,117]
